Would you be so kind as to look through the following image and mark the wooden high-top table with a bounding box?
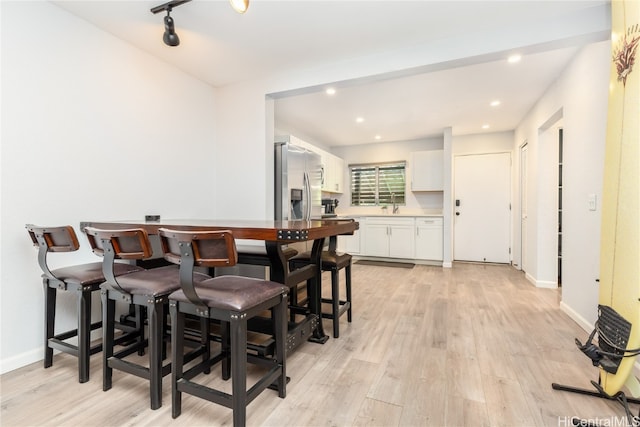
[80,218,358,352]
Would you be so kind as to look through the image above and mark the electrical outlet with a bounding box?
[145,215,160,222]
[588,194,597,211]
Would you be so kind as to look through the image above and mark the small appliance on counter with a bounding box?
[321,198,339,218]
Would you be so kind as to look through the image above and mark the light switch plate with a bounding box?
[588,194,597,211]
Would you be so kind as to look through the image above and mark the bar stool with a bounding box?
[235,244,316,323]
[84,227,210,410]
[289,236,352,338]
[26,224,143,383]
[159,228,287,427]
[236,245,298,266]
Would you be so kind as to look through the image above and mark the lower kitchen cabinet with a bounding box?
[338,216,443,262]
[363,217,415,259]
[337,229,361,254]
[415,217,443,261]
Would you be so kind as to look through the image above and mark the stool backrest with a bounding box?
[158,228,237,268]
[158,228,237,311]
[26,224,80,280]
[84,227,153,260]
[84,227,152,293]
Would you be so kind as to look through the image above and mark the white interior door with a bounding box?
[454,152,511,263]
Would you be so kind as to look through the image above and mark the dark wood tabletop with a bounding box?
[80,218,358,242]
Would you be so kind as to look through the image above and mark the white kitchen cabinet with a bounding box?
[331,155,344,193]
[411,150,444,191]
[363,217,415,259]
[321,153,344,194]
[337,227,362,254]
[415,217,443,261]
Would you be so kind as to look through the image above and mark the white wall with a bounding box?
[513,41,610,328]
[452,132,514,155]
[1,2,218,372]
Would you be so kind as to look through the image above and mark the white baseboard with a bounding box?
[536,280,558,289]
[525,272,536,286]
[1,347,42,375]
[560,301,594,333]
[523,271,558,289]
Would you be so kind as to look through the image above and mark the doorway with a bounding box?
[453,152,511,263]
[520,143,528,273]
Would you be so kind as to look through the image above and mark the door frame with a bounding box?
[519,142,528,273]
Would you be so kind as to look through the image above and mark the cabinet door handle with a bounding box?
[417,227,420,237]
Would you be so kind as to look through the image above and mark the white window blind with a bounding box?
[350,162,406,206]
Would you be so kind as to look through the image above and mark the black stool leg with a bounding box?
[275,295,287,398]
[201,317,210,374]
[136,306,145,356]
[148,299,164,410]
[221,321,231,381]
[346,262,352,323]
[77,286,92,383]
[43,280,56,369]
[102,290,115,391]
[231,315,248,427]
[331,267,340,338]
[170,302,184,419]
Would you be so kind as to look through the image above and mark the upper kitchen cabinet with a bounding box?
[321,152,344,194]
[411,149,444,191]
[279,134,344,193]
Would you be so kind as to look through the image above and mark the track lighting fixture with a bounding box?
[151,1,190,47]
[151,0,250,47]
[163,11,179,47]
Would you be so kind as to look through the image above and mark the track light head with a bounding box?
[229,0,249,14]
[163,12,180,47]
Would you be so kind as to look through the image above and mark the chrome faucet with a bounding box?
[391,193,399,214]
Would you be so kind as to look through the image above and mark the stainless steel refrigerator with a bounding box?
[274,136,322,221]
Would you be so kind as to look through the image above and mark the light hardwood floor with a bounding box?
[1,263,632,426]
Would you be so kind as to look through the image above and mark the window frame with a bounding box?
[349,161,406,207]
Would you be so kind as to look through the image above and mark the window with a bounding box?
[350,162,406,206]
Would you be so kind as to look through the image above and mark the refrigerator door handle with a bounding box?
[303,172,311,220]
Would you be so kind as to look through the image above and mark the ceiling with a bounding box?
[53,0,610,147]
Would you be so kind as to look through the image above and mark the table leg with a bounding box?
[307,238,329,343]
[265,242,287,283]
[265,240,329,344]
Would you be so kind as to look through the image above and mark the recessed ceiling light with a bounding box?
[374,135,381,140]
[356,117,364,123]
[490,100,501,107]
[507,54,522,64]
[482,124,490,129]
[325,87,336,96]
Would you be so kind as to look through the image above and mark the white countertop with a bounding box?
[339,210,443,218]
